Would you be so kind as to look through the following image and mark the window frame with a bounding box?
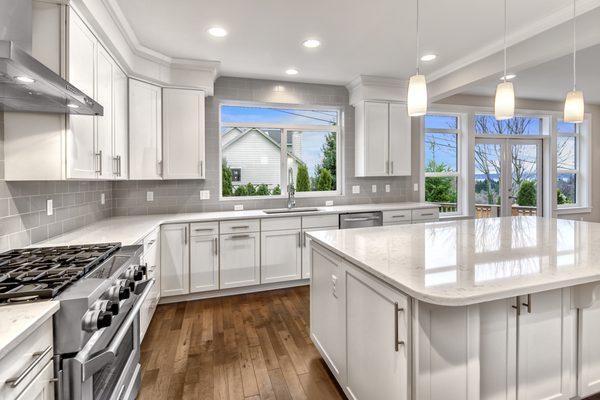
[218,101,343,200]
[422,112,464,217]
[555,119,582,209]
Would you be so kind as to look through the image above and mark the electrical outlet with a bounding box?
[200,190,210,200]
[352,185,360,194]
[100,193,105,205]
[234,204,244,211]
[371,184,377,193]
[146,191,154,202]
[325,200,334,206]
[385,184,391,193]
[413,183,419,192]
[46,199,53,216]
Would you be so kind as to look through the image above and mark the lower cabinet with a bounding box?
[190,234,219,292]
[577,289,600,397]
[140,232,160,340]
[261,229,302,283]
[15,360,54,400]
[220,232,260,289]
[160,224,189,297]
[302,225,338,279]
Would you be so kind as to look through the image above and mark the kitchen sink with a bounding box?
[262,207,320,214]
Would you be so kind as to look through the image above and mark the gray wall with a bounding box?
[0,112,113,251]
[112,77,414,216]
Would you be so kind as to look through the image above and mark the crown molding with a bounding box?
[347,75,408,105]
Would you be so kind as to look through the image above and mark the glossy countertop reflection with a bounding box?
[307,216,600,306]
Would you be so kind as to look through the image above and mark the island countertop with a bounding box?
[307,216,600,306]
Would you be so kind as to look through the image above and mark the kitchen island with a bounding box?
[307,216,600,400]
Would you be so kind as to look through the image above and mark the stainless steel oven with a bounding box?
[61,279,154,400]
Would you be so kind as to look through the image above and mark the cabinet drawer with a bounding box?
[302,214,339,229]
[411,208,439,221]
[190,221,219,236]
[143,228,159,252]
[0,319,53,400]
[261,217,301,232]
[220,219,260,234]
[382,210,411,224]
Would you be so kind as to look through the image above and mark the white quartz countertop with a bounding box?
[0,301,59,359]
[308,216,600,306]
[37,202,436,247]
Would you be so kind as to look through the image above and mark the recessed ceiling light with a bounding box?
[207,26,228,37]
[302,39,321,48]
[285,68,299,75]
[67,103,79,109]
[420,54,437,62]
[500,73,516,81]
[15,76,35,83]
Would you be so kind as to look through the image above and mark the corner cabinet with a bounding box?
[354,101,411,177]
[162,88,206,179]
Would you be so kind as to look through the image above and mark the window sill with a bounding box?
[219,191,342,201]
[556,206,592,215]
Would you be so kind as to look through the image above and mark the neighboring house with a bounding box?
[222,128,303,188]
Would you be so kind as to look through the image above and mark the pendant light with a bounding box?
[407,0,427,117]
[494,0,515,120]
[564,0,584,123]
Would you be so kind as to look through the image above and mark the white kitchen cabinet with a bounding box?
[112,66,128,179]
[345,263,410,400]
[162,88,206,179]
[302,226,337,278]
[140,231,160,340]
[354,101,411,177]
[578,299,600,397]
[160,224,189,297]
[129,79,163,180]
[261,229,302,283]
[190,235,219,292]
[15,360,54,400]
[220,232,260,289]
[95,45,113,180]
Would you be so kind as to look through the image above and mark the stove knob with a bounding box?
[118,286,131,300]
[124,267,144,282]
[139,264,148,275]
[97,311,112,329]
[109,301,120,315]
[117,278,135,292]
[107,285,130,302]
[82,310,113,332]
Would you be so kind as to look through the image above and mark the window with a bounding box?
[423,114,460,214]
[474,114,543,135]
[220,104,340,198]
[556,120,579,207]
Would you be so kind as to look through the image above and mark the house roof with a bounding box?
[222,127,304,165]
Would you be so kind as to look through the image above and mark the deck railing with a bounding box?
[433,203,538,218]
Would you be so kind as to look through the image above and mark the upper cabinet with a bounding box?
[113,67,129,179]
[129,79,163,180]
[162,88,206,179]
[354,101,411,177]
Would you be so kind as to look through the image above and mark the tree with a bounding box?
[271,185,281,195]
[316,168,333,191]
[222,161,233,197]
[256,184,269,196]
[296,164,310,192]
[234,185,248,196]
[517,180,536,207]
[557,189,569,205]
[319,132,337,188]
[424,160,457,203]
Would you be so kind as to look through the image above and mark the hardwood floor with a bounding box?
[138,286,346,400]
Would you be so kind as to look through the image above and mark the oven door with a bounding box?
[62,279,154,400]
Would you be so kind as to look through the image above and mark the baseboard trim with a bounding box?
[158,279,310,304]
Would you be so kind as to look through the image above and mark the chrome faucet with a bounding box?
[287,167,296,209]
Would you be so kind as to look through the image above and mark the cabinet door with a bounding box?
[517,289,576,400]
[345,265,409,400]
[160,224,189,297]
[95,45,113,180]
[112,65,128,179]
[364,101,389,176]
[261,229,302,283]
[129,79,162,180]
[15,360,54,400]
[67,10,96,179]
[302,226,338,279]
[190,235,219,293]
[220,233,260,289]
[162,88,206,179]
[388,103,411,176]
[578,300,600,397]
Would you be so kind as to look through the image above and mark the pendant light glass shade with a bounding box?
[494,81,515,120]
[564,90,584,123]
[407,74,427,117]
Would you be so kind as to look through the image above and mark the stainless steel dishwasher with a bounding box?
[339,211,383,229]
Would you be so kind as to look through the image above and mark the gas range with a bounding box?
[0,243,152,400]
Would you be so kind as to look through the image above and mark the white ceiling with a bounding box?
[464,44,600,105]
[113,0,579,85]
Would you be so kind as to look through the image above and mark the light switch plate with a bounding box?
[352,185,360,194]
[146,191,154,202]
[200,190,210,200]
[413,183,419,192]
[100,193,105,205]
[386,184,391,193]
[46,199,53,216]
[234,204,244,211]
[371,184,377,193]
[325,200,334,206]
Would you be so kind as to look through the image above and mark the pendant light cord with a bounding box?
[416,0,420,74]
[503,0,507,82]
[573,0,577,90]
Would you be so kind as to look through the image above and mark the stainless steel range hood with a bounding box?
[0,0,103,115]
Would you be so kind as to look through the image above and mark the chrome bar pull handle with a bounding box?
[5,346,52,388]
[512,296,521,315]
[394,302,405,352]
[184,226,188,245]
[214,237,218,255]
[522,294,532,313]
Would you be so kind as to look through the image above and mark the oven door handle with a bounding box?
[82,278,154,380]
